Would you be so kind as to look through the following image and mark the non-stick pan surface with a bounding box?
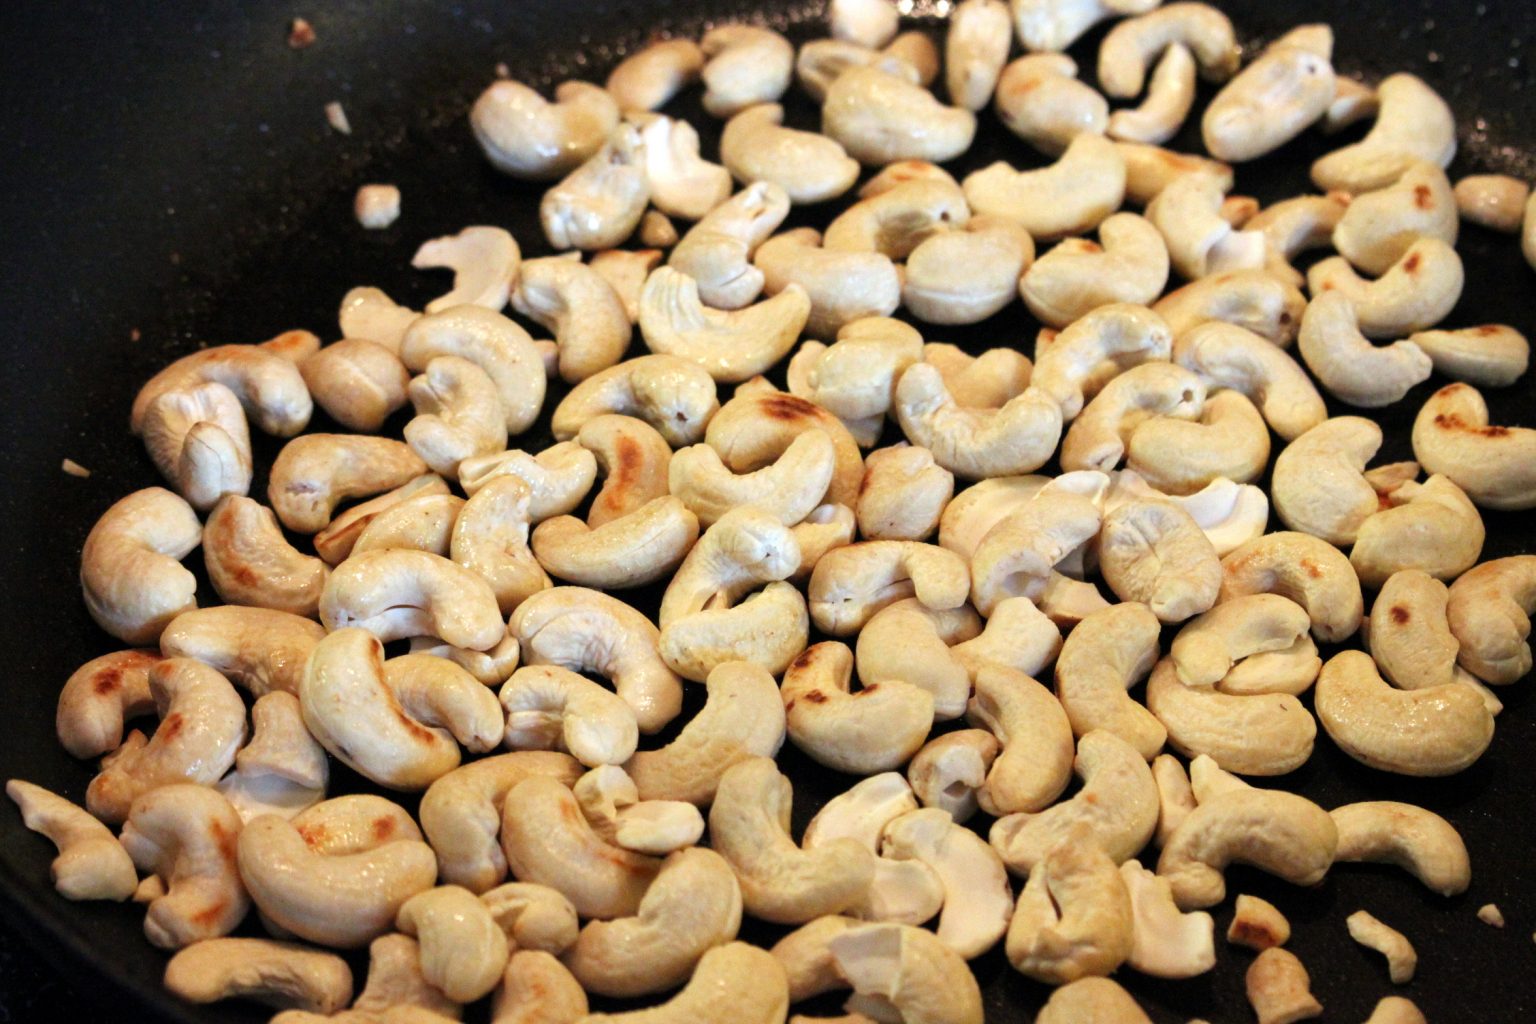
[2,1,1534,1021]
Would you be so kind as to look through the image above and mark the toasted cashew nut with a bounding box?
[1269,416,1381,544]
[1412,383,1536,511]
[1322,74,1379,132]
[85,658,245,824]
[1098,3,1239,98]
[419,752,581,893]
[1352,474,1484,588]
[338,286,420,355]
[1146,174,1265,280]
[80,487,200,644]
[202,496,328,617]
[1171,594,1316,695]
[799,775,941,927]
[822,67,977,165]
[830,923,983,1024]
[1219,531,1364,643]
[607,39,704,112]
[1011,0,1157,53]
[944,0,1010,111]
[771,915,861,1003]
[1021,214,1170,328]
[482,881,582,955]
[829,0,899,47]
[511,257,631,384]
[824,177,970,259]
[1173,321,1325,441]
[163,938,353,1014]
[1446,555,1536,687]
[668,181,788,308]
[969,491,1101,617]
[624,661,786,806]
[1006,825,1133,984]
[1031,303,1172,419]
[1202,27,1335,162]
[1297,292,1433,407]
[1330,800,1470,896]
[1124,391,1270,496]
[139,381,253,511]
[578,415,672,529]
[1147,657,1316,776]
[967,665,1074,816]
[639,266,810,383]
[794,37,921,105]
[670,431,834,527]
[299,339,409,434]
[1226,892,1291,950]
[1247,947,1323,1024]
[552,354,719,447]
[513,587,683,734]
[923,342,1035,410]
[1155,268,1306,347]
[1115,140,1233,205]
[757,231,901,341]
[1333,162,1458,276]
[268,435,429,535]
[700,25,794,118]
[902,217,1034,325]
[540,124,649,251]
[1106,470,1268,557]
[56,650,162,760]
[782,643,933,775]
[1455,173,1529,232]
[1409,323,1530,387]
[1346,909,1416,984]
[355,490,462,554]
[395,885,509,1002]
[1368,570,1461,693]
[1054,603,1164,757]
[449,476,548,615]
[994,54,1108,155]
[312,474,449,565]
[855,445,953,541]
[1035,977,1152,1024]
[1314,650,1493,776]
[665,575,800,677]
[1246,192,1349,286]
[721,104,859,205]
[532,496,699,590]
[501,775,661,920]
[580,942,788,1024]
[217,691,328,822]
[401,305,545,435]
[564,846,740,998]
[1157,784,1336,910]
[856,600,982,720]
[500,665,638,767]
[321,547,503,649]
[1312,73,1456,193]
[893,365,1063,480]
[1308,237,1463,342]
[282,932,459,1023]
[1096,496,1219,624]
[1108,42,1196,146]
[120,785,249,949]
[132,342,313,438]
[963,134,1126,241]
[809,540,970,635]
[472,80,620,180]
[412,225,520,314]
[6,779,137,901]
[991,730,1160,875]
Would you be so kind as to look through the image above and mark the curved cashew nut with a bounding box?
[412,225,520,313]
[140,381,253,511]
[822,67,976,165]
[589,248,662,324]
[301,338,411,434]
[1170,593,1316,694]
[757,230,901,340]
[668,181,788,308]
[1031,302,1172,419]
[1124,391,1270,495]
[446,476,549,616]
[782,642,933,774]
[809,540,970,635]
[1061,362,1206,473]
[623,661,786,806]
[1297,291,1433,407]
[564,846,741,998]
[824,177,971,259]
[553,354,719,448]
[826,922,983,1024]
[969,491,1101,617]
[580,942,789,1024]
[963,134,1126,241]
[1036,977,1153,1024]
[418,752,581,893]
[1202,27,1335,161]
[1116,139,1234,204]
[1054,603,1165,758]
[338,286,420,356]
[162,609,320,705]
[510,257,631,384]
[80,487,200,644]
[902,217,1035,325]
[132,342,312,438]
[6,779,137,901]
[1270,416,1382,544]
[1106,470,1269,557]
[1446,555,1536,687]
[1247,192,1349,286]
[482,880,582,956]
[722,104,860,205]
[856,445,953,541]
[1156,784,1337,910]
[1011,0,1160,53]
[461,445,597,528]
[395,885,509,1003]
[202,496,328,617]
[670,430,834,527]
[56,649,162,760]
[531,496,699,590]
[830,0,899,47]
[1109,43,1197,145]
[893,365,1063,480]
[1006,824,1133,984]
[404,355,508,478]
[794,38,922,105]
[967,665,1074,816]
[1330,800,1470,896]
[632,113,733,224]
[540,124,649,251]
[1333,162,1458,276]
[791,317,924,420]
[574,765,704,856]
[856,600,983,721]
[879,807,1011,959]
[700,25,794,118]
[401,305,546,435]
[321,548,503,650]
[1409,323,1530,388]
[1311,73,1456,193]
[1219,530,1364,643]
[1155,268,1306,347]
[1314,650,1494,776]
[472,80,619,181]
[1173,320,1325,441]
[607,39,704,113]
[120,784,250,949]
[513,586,684,734]
[946,0,1011,111]
[1098,2,1240,99]
[1308,238,1463,340]
[1368,570,1462,694]
[1145,174,1265,282]
[1351,474,1484,588]
[312,473,448,565]
[500,665,638,767]
[268,434,429,535]
[578,415,672,529]
[1412,383,1536,511]
[1021,213,1170,328]
[1146,657,1316,776]
[163,937,353,1015]
[995,54,1108,156]
[638,266,810,383]
[906,731,998,825]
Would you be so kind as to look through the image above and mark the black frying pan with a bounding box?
[2,1,1534,1021]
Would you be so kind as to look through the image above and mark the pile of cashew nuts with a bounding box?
[15,0,1536,1021]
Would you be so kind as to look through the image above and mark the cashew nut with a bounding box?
[269,434,430,535]
[1270,416,1383,544]
[1171,593,1317,695]
[1021,213,1170,328]
[945,0,1011,111]
[1246,947,1323,1024]
[1308,237,1464,341]
[856,599,983,720]
[607,40,704,113]
[1154,268,1306,347]
[993,54,1107,155]
[1296,291,1433,406]
[907,731,998,824]
[511,256,631,384]
[200,496,327,616]
[80,487,201,644]
[1054,603,1165,757]
[120,784,250,948]
[139,381,253,511]
[1330,800,1471,896]
[963,134,1126,241]
[782,642,933,774]
[472,80,620,181]
[1412,383,1536,511]
[321,547,503,649]
[163,937,353,1015]
[541,124,649,251]
[1006,824,1133,984]
[1219,531,1364,643]
[893,364,1063,480]
[757,231,901,341]
[902,216,1035,325]
[700,25,794,118]
[823,67,977,165]
[810,540,970,635]
[1116,140,1234,205]
[721,104,859,205]
[396,885,510,1002]
[638,266,809,383]
[1352,474,1485,588]
[401,304,546,435]
[829,923,984,1024]
[855,444,953,541]
[579,942,789,1024]
[1098,3,1240,100]
[132,341,312,438]
[1147,656,1316,776]
[1311,73,1456,193]
[412,225,520,313]
[552,353,719,447]
[1202,27,1335,162]
[968,490,1101,616]
[531,496,699,590]
[313,473,449,565]
[1035,977,1153,1024]
[501,665,638,767]
[824,177,970,259]
[6,779,137,901]
[633,113,733,224]
[1347,909,1416,984]
[1173,320,1325,441]
[966,664,1074,817]
[1409,323,1530,387]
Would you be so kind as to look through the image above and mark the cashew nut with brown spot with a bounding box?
[313,473,449,565]
[1054,603,1165,757]
[1155,268,1306,348]
[56,649,163,760]
[782,642,933,775]
[6,779,137,901]
[1006,824,1134,984]
[80,487,201,645]
[202,496,329,617]
[963,134,1126,241]
[1309,238,1464,343]
[1246,947,1323,1024]
[163,937,353,1015]
[1226,892,1291,951]
[1352,474,1484,588]
[577,415,672,530]
[120,784,250,949]
[472,80,619,181]
[1412,384,1536,511]
[1409,322,1530,388]
[1219,531,1364,643]
[1333,161,1458,276]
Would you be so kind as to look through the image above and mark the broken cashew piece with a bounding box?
[829,923,984,1024]
[1006,824,1134,985]
[1120,860,1216,979]
[1246,947,1323,1024]
[6,779,137,902]
[1347,909,1416,984]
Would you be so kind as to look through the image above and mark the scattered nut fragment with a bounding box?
[1365,996,1428,1024]
[353,185,400,229]
[1246,947,1323,1024]
[1455,173,1530,233]
[61,457,92,477]
[1227,894,1291,951]
[1478,902,1505,928]
[324,100,350,134]
[287,17,316,49]
[1346,909,1416,984]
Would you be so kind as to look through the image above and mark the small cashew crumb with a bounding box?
[1478,903,1505,927]
[353,185,401,229]
[1227,893,1291,951]
[1346,909,1416,984]
[1246,947,1323,1024]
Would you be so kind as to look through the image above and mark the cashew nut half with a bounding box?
[829,923,984,1024]
[396,885,510,1002]
[6,779,137,901]
[1120,860,1216,979]
[1035,977,1153,1024]
[700,25,794,118]
[471,80,619,181]
[810,540,970,635]
[1246,947,1323,1024]
[1006,824,1133,984]
[1330,800,1471,896]
[1412,383,1536,511]
[412,225,520,313]
[1173,320,1325,441]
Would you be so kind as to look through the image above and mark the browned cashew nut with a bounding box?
[203,496,329,617]
[1219,532,1364,643]
[80,487,201,645]
[160,606,324,699]
[120,784,250,949]
[321,548,505,650]
[56,649,163,761]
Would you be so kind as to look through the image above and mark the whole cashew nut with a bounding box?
[757,231,902,341]
[579,942,789,1024]
[1311,73,1456,193]
[412,225,521,314]
[1297,292,1433,407]
[401,305,547,436]
[639,266,810,383]
[80,487,201,645]
[120,784,250,949]
[139,381,253,511]
[500,665,639,767]
[968,665,1075,816]
[822,67,977,165]
[132,341,313,438]
[1146,657,1316,776]
[1412,383,1536,511]
[1173,320,1325,441]
[1351,474,1485,588]
[321,548,504,650]
[160,606,324,699]
[1330,800,1471,896]
[1202,27,1335,162]
[1006,824,1133,984]
[722,104,860,205]
[1307,238,1464,340]
[606,40,704,113]
[396,885,510,1002]
[1219,531,1364,643]
[893,365,1063,480]
[1333,161,1458,276]
[269,435,429,535]
[1408,323,1530,388]
[994,55,1109,156]
[963,134,1126,241]
[531,496,700,590]
[472,80,620,181]
[1097,3,1241,99]
[163,937,353,1015]
[553,354,719,448]
[1021,213,1171,328]
[511,256,632,384]
[203,496,329,617]
[1054,603,1165,758]
[540,124,650,251]
[1154,268,1306,347]
[810,540,971,635]
[782,642,933,775]
[700,25,794,118]
[947,0,1012,111]
[902,217,1035,325]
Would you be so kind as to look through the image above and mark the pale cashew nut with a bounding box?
[830,0,899,48]
[1054,603,1165,758]
[607,39,705,113]
[802,774,944,926]
[404,355,508,477]
[809,540,970,635]
[823,178,971,259]
[1020,213,1170,328]
[1333,161,1458,275]
[163,938,353,1015]
[1314,650,1494,776]
[968,665,1074,816]
[461,446,596,527]
[131,342,312,438]
[1408,323,1530,388]
[700,25,794,118]
[471,80,620,181]
[792,503,858,580]
[756,231,901,340]
[722,104,860,205]
[1123,391,1269,495]
[1154,268,1306,347]
[482,880,582,954]
[1116,140,1234,205]
[1146,658,1316,776]
[530,496,699,590]
[829,923,983,1024]
[86,658,246,825]
[1270,416,1383,544]
[1035,978,1153,1024]
[501,775,661,919]
[1330,800,1470,896]
[963,134,1126,241]
[1297,291,1433,406]
[667,181,788,308]
[893,365,1063,480]
[1246,947,1324,1024]
[1031,302,1172,419]
[269,435,429,534]
[119,784,250,949]
[1365,997,1428,1024]
[6,779,137,901]
[794,38,922,105]
[401,304,547,435]
[1173,320,1325,441]
[218,691,329,822]
[140,381,253,511]
[1347,910,1416,984]
[1311,73,1456,193]
[856,445,953,541]
[321,548,503,649]
[670,430,834,526]
[565,846,742,997]
[1412,383,1536,511]
[907,730,999,824]
[881,807,1012,959]
[968,491,1101,617]
[633,113,733,223]
[300,339,410,434]
[1368,570,1461,693]
[902,217,1035,325]
[338,286,420,355]
[396,885,509,1002]
[781,642,933,774]
[993,55,1108,156]
[1170,594,1317,694]
[1011,0,1160,54]
[1109,43,1197,145]
[1106,470,1269,557]
[1219,531,1364,643]
[552,354,719,447]
[1455,172,1530,235]
[579,942,789,1024]
[511,256,632,384]
[445,475,547,615]
[1119,860,1216,978]
[789,318,922,428]
[1247,192,1349,287]
[512,586,684,734]
[1061,363,1205,473]
[1097,3,1240,99]
[590,248,662,324]
[1202,27,1335,161]
[771,915,861,1003]
[1351,474,1485,588]
[856,599,983,720]
[1005,824,1134,984]
[79,487,200,644]
[540,124,649,251]
[1308,238,1464,339]
[202,496,328,617]
[822,67,977,165]
[1151,754,1195,848]
[313,473,449,565]
[623,661,786,806]
[412,225,520,313]
[638,266,810,383]
[1156,784,1337,910]
[574,766,704,855]
[991,730,1159,875]
[946,0,1011,111]
[500,665,639,767]
[1146,173,1265,281]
